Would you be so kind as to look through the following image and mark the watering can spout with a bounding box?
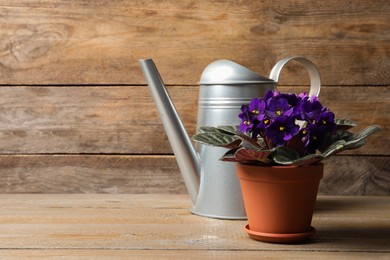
[139,59,200,204]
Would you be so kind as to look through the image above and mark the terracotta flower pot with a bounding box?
[236,162,323,243]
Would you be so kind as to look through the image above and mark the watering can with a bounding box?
[139,57,321,219]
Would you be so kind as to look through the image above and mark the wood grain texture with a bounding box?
[0,85,387,155]
[0,0,388,196]
[0,154,388,195]
[0,194,388,259]
[1,250,389,260]
[0,0,389,85]
[0,155,186,194]
[321,156,390,196]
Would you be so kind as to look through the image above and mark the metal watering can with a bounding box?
[139,57,321,219]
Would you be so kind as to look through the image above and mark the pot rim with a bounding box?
[237,162,324,169]
[236,162,324,183]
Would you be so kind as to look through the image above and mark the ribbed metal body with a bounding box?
[192,83,275,219]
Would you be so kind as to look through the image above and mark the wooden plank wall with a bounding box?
[0,0,389,195]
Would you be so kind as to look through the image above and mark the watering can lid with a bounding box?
[199,59,274,85]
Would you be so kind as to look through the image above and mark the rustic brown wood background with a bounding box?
[0,0,388,195]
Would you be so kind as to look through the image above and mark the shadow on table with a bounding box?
[310,197,390,250]
[312,226,390,249]
[314,196,381,212]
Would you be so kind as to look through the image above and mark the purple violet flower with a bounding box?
[281,92,303,116]
[266,97,294,118]
[238,104,253,132]
[264,116,300,146]
[249,98,266,121]
[301,96,323,121]
[256,115,271,130]
[237,90,339,154]
[298,92,309,99]
[316,110,336,133]
[300,127,310,146]
[264,90,276,101]
[305,124,327,154]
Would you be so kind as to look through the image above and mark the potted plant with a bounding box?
[192,90,381,243]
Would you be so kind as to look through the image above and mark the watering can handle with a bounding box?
[269,56,321,98]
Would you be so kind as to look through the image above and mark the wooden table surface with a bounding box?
[0,194,388,259]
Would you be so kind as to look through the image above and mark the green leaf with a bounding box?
[235,132,265,150]
[344,139,366,150]
[192,132,242,148]
[234,147,273,164]
[336,129,355,141]
[335,119,357,130]
[271,146,300,161]
[197,125,239,135]
[196,124,382,167]
[318,125,381,160]
[196,126,221,134]
[272,146,323,166]
[318,130,351,153]
[353,125,382,140]
[220,148,240,162]
[216,125,239,135]
[320,140,347,158]
[340,125,381,151]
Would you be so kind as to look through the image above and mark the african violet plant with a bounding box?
[192,90,381,167]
